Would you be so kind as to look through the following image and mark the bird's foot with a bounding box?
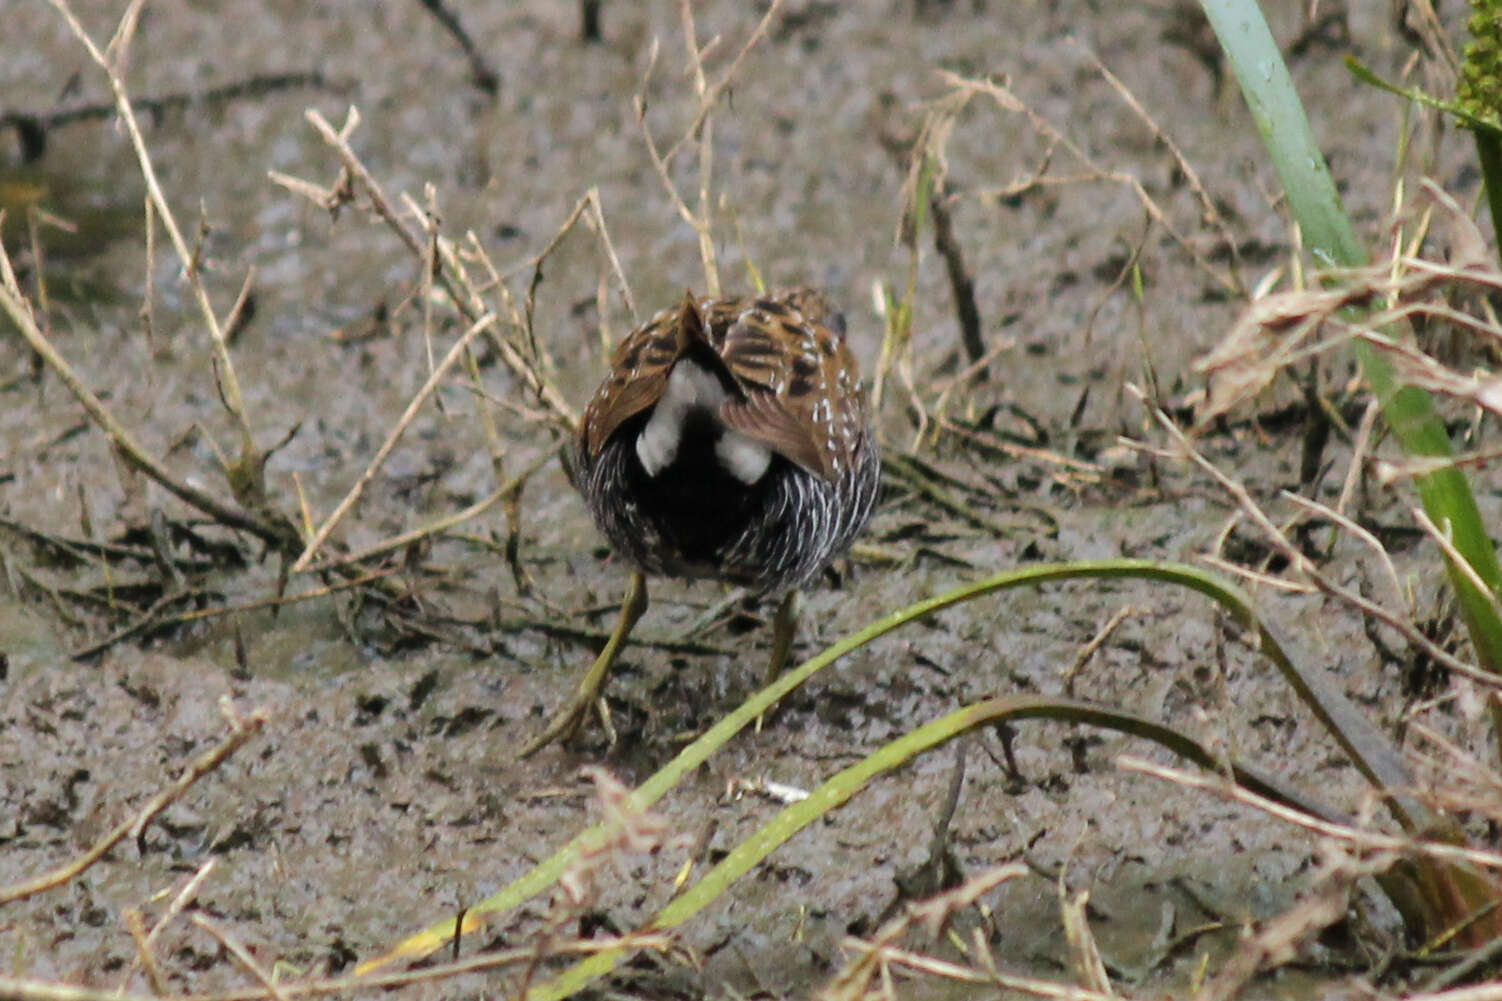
[517,693,609,759]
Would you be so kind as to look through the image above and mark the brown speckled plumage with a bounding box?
[575,289,879,591]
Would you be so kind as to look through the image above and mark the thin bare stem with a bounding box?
[943,70,1241,298]
[301,449,550,573]
[291,313,495,571]
[1280,491,1404,606]
[191,916,290,1001]
[1080,40,1245,294]
[0,267,293,549]
[1119,755,1502,870]
[292,109,577,430]
[660,0,786,172]
[115,861,218,994]
[0,704,266,905]
[1413,505,1502,625]
[47,0,257,453]
[1132,396,1502,692]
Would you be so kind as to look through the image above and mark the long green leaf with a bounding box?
[360,559,1433,974]
[523,694,1344,1001]
[1199,0,1502,672]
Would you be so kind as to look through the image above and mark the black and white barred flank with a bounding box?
[578,410,879,592]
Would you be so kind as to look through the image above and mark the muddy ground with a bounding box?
[1,2,1498,999]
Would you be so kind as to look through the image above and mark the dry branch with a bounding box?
[1133,395,1502,695]
[48,0,259,463]
[942,69,1242,299]
[0,703,266,905]
[0,264,297,550]
[290,313,496,571]
[1119,755,1502,873]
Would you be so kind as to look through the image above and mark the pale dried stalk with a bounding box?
[1080,41,1245,295]
[1198,848,1378,1001]
[1279,491,1404,607]
[1058,886,1111,997]
[191,916,290,1001]
[835,939,1121,1001]
[660,0,785,172]
[821,865,1034,1001]
[1132,393,1502,692]
[635,40,713,291]
[290,313,496,572]
[942,70,1240,298]
[301,107,423,254]
[122,911,166,996]
[583,187,638,327]
[301,449,550,574]
[0,704,267,905]
[1412,505,1502,624]
[1196,553,1320,594]
[1195,186,1502,424]
[0,263,291,548]
[47,0,257,455]
[1121,754,1502,881]
[635,0,785,296]
[678,0,719,296]
[115,860,219,994]
[292,108,577,430]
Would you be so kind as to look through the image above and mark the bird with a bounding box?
[520,288,880,755]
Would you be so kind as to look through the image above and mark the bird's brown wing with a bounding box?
[581,290,868,485]
[715,295,867,484]
[580,294,710,458]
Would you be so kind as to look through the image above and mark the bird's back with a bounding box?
[576,290,879,591]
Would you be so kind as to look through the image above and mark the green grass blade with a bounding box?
[360,559,1433,973]
[521,693,1345,1001]
[1199,0,1502,672]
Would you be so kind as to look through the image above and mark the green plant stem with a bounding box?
[1199,0,1502,678]
[1475,128,1502,270]
[523,694,1326,1001]
[362,559,1436,974]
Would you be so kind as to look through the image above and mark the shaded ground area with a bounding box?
[2,2,1498,998]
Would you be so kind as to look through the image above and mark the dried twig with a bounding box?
[1078,41,1245,293]
[191,916,291,1001]
[115,860,219,994]
[291,313,495,571]
[47,0,260,463]
[820,865,1127,1001]
[1118,754,1502,870]
[301,449,550,574]
[942,70,1241,299]
[0,702,266,905]
[1130,396,1502,694]
[0,266,295,550]
[635,0,785,295]
[283,108,580,436]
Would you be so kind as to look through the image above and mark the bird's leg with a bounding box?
[766,588,801,687]
[755,589,801,732]
[518,570,648,758]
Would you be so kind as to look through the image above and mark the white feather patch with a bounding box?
[635,360,730,476]
[716,431,772,483]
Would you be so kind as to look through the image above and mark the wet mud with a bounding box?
[2,2,1497,998]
